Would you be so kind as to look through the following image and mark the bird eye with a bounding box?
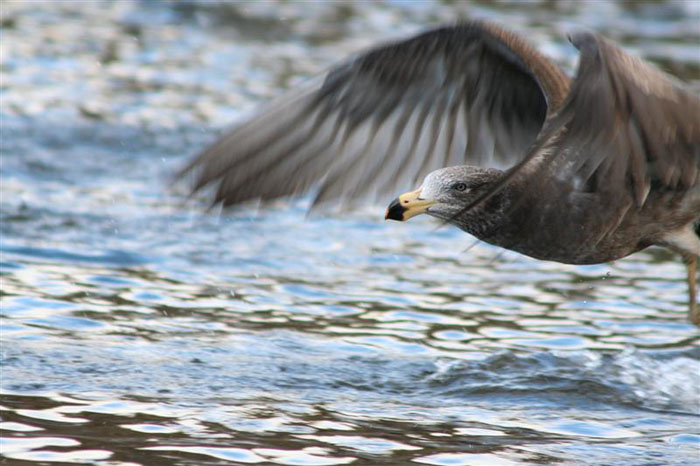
[453,182,467,192]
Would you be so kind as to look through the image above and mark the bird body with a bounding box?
[386,165,699,265]
[179,21,700,323]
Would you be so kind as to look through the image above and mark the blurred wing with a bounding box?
[178,21,570,208]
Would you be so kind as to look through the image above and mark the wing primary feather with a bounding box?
[179,21,570,208]
[414,91,450,181]
[442,84,463,169]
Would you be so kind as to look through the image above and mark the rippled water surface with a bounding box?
[2,1,700,465]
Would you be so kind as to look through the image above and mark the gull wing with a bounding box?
[178,21,570,208]
[510,31,700,210]
[467,31,700,260]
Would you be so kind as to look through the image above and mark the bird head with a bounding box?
[385,166,503,224]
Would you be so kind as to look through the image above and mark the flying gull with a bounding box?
[179,21,700,324]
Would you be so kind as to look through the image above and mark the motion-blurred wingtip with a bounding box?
[567,29,598,51]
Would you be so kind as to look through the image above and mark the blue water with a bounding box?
[1,1,699,465]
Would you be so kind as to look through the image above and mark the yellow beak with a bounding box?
[385,188,436,221]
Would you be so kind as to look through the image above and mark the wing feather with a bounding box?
[178,21,569,208]
[536,32,700,204]
[470,31,700,242]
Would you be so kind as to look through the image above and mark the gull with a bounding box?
[178,21,700,324]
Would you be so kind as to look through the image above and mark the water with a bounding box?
[1,1,699,465]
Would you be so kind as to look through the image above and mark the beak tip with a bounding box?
[385,198,405,221]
